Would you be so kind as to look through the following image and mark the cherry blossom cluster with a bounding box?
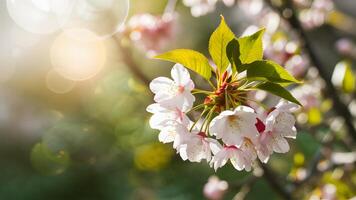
[147,63,300,171]
[147,17,302,172]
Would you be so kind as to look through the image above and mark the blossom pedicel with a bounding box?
[147,16,302,172]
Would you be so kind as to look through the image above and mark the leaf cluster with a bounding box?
[155,16,302,105]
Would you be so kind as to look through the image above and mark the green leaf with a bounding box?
[343,63,355,93]
[332,60,355,93]
[238,28,265,65]
[154,49,212,80]
[255,82,302,105]
[245,60,302,83]
[209,16,235,74]
[226,38,241,74]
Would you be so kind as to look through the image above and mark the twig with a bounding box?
[260,163,294,200]
[114,36,150,85]
[230,174,259,190]
[265,0,356,141]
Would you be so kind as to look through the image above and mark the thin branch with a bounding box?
[265,0,356,141]
[230,175,259,190]
[260,163,294,200]
[114,36,150,85]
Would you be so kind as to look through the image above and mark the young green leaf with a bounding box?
[244,60,302,83]
[332,60,355,93]
[154,49,212,80]
[226,38,241,74]
[255,82,302,106]
[238,28,265,65]
[209,16,235,74]
[343,63,355,93]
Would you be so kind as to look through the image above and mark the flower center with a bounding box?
[178,85,185,93]
[243,137,253,146]
[198,131,207,138]
[227,115,242,131]
[255,118,266,134]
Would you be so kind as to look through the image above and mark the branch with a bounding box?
[230,174,258,190]
[260,163,294,200]
[265,0,356,141]
[114,36,150,85]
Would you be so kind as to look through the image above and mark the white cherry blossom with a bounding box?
[266,101,299,139]
[178,131,221,162]
[146,103,190,130]
[149,64,195,112]
[239,138,257,171]
[157,121,189,149]
[254,128,274,163]
[209,106,259,146]
[255,101,299,163]
[209,143,250,171]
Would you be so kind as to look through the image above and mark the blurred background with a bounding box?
[0,0,355,199]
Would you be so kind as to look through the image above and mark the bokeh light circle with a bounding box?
[50,28,106,81]
[6,0,75,34]
[58,0,130,37]
[46,69,76,94]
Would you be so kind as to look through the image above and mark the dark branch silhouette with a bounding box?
[114,36,151,85]
[266,0,356,141]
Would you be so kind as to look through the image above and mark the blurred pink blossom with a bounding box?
[124,13,175,55]
[203,176,228,200]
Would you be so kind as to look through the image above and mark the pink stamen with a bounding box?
[255,118,266,134]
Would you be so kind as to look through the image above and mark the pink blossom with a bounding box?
[203,176,228,200]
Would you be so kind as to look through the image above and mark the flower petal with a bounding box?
[149,77,174,94]
[230,150,245,171]
[178,144,188,161]
[158,127,177,143]
[234,105,256,113]
[210,150,228,171]
[208,138,222,155]
[146,103,165,113]
[272,137,290,153]
[276,101,299,112]
[171,64,192,87]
